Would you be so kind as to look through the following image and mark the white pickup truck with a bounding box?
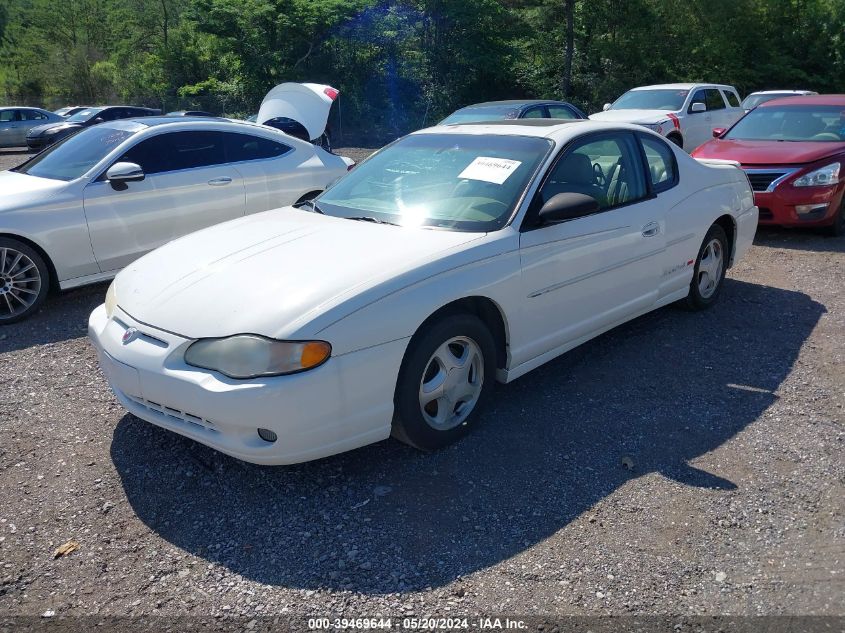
[589,83,744,153]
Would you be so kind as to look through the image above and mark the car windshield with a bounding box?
[725,105,845,142]
[14,126,134,181]
[316,133,553,231]
[440,105,521,125]
[66,108,103,123]
[740,93,799,110]
[611,89,689,111]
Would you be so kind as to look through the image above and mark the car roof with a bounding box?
[417,119,651,141]
[748,90,816,96]
[133,115,231,126]
[457,100,573,109]
[629,83,734,91]
[759,94,845,107]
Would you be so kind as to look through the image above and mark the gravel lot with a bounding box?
[0,146,842,623]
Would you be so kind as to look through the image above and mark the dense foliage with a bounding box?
[1,0,843,141]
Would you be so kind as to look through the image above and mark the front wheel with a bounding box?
[0,237,50,324]
[392,314,496,451]
[683,224,728,311]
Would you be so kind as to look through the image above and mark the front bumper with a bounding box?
[88,304,404,465]
[26,135,54,150]
[752,183,843,228]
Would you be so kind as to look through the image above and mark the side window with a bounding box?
[688,89,706,112]
[538,134,647,213]
[639,135,678,193]
[0,110,15,122]
[117,131,226,174]
[723,90,740,108]
[521,107,546,119]
[705,89,726,111]
[548,105,577,120]
[223,132,292,162]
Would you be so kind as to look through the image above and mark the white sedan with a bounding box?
[0,111,350,323]
[88,120,758,465]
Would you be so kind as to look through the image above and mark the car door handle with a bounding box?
[641,222,660,237]
[208,177,232,186]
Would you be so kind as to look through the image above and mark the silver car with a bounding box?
[0,107,64,148]
[0,115,352,323]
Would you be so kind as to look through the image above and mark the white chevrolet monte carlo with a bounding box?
[88,119,758,465]
[0,83,349,323]
[589,83,744,152]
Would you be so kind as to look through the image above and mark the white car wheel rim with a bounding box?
[0,247,41,319]
[418,336,484,431]
[697,238,724,299]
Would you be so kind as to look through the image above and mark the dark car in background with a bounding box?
[439,99,587,125]
[26,105,160,150]
[54,106,90,117]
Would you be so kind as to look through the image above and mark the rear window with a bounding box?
[224,132,292,162]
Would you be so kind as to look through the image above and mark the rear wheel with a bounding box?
[0,238,50,324]
[683,224,728,311]
[392,314,496,451]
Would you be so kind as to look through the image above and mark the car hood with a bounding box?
[256,82,338,142]
[115,208,484,339]
[0,171,69,209]
[27,121,82,136]
[692,139,845,166]
[589,109,673,124]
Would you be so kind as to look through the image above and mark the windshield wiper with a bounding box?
[294,199,324,214]
[345,215,400,226]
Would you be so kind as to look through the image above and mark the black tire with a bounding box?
[824,200,845,237]
[667,133,683,149]
[683,224,728,311]
[392,313,496,451]
[0,237,50,324]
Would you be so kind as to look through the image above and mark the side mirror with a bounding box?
[602,103,611,111]
[690,102,706,113]
[538,192,600,224]
[107,162,145,186]
[92,117,105,124]
[712,127,727,138]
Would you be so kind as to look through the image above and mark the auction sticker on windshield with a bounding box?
[459,157,522,184]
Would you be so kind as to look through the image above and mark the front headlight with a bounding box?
[184,335,331,379]
[104,281,117,318]
[792,162,840,187]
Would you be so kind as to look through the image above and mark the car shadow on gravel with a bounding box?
[110,278,824,594]
[0,283,107,354]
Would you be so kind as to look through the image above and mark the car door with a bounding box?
[83,130,247,273]
[221,131,303,213]
[704,89,729,139]
[0,110,20,147]
[684,89,712,151]
[516,131,666,364]
[720,88,744,129]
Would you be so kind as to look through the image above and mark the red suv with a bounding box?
[692,95,845,235]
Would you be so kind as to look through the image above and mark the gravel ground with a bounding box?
[0,146,842,623]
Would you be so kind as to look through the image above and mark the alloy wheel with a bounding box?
[418,336,484,431]
[0,247,42,319]
[697,238,724,299]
